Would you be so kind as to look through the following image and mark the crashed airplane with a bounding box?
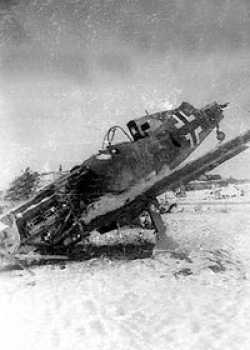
[1,101,250,260]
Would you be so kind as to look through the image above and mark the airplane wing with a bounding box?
[2,129,250,242]
[147,129,250,197]
[86,129,250,232]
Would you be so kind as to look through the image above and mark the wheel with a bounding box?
[216,131,226,142]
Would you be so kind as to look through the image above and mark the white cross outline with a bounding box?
[178,110,196,122]
[184,125,203,147]
[172,109,203,147]
[172,114,185,129]
[184,133,194,147]
[194,126,203,145]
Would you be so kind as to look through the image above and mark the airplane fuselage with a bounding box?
[66,102,225,233]
[0,101,227,252]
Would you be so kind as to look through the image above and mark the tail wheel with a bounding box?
[216,130,226,142]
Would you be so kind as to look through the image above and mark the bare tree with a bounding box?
[4,167,40,202]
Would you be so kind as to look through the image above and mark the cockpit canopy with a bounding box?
[127,102,194,141]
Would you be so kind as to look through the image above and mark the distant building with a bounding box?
[186,173,227,191]
[206,174,222,181]
[209,185,243,200]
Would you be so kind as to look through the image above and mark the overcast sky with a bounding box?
[1,0,250,188]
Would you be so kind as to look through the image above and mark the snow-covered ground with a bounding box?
[1,209,250,350]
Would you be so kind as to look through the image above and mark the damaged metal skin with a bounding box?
[2,100,245,258]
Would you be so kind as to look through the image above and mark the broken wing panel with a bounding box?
[148,130,250,197]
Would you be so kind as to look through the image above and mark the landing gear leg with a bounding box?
[216,130,226,142]
[215,121,226,142]
[147,199,178,252]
